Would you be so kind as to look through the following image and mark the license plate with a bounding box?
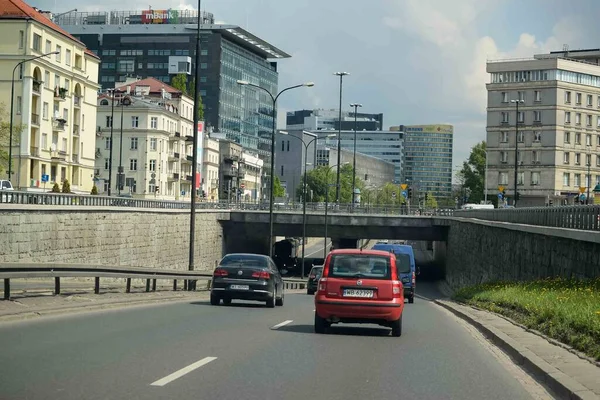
[343,289,374,298]
[230,285,249,290]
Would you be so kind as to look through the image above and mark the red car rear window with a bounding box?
[327,254,392,280]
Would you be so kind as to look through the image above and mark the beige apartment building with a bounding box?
[486,51,600,206]
[95,78,197,200]
[0,0,100,192]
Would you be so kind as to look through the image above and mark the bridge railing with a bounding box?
[0,263,308,300]
[454,205,600,231]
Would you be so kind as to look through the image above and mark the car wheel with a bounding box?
[210,294,220,306]
[408,295,414,304]
[314,312,329,334]
[266,289,276,308]
[276,290,284,306]
[223,297,232,306]
[391,314,402,337]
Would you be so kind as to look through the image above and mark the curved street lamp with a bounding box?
[8,51,59,183]
[333,72,349,204]
[323,162,349,259]
[349,103,362,209]
[236,80,314,257]
[280,131,335,277]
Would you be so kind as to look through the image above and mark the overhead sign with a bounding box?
[400,184,408,190]
[402,190,408,198]
[579,186,586,194]
[141,9,180,24]
[498,186,504,192]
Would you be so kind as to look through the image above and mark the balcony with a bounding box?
[181,154,192,164]
[168,173,180,181]
[30,146,39,157]
[222,165,238,177]
[32,80,41,94]
[52,118,66,131]
[31,113,40,126]
[73,125,80,136]
[168,152,180,161]
[74,96,81,108]
[50,151,66,161]
[54,87,67,101]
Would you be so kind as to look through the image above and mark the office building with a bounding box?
[324,147,396,189]
[57,9,290,157]
[287,109,384,131]
[0,0,100,192]
[486,50,600,206]
[390,124,453,199]
[94,78,196,200]
[274,130,318,199]
[313,130,404,182]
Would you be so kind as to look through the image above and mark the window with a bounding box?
[118,60,135,73]
[517,151,522,163]
[280,165,284,176]
[149,160,156,172]
[597,155,600,167]
[42,103,49,120]
[499,172,509,185]
[564,132,570,143]
[565,112,571,123]
[200,63,207,69]
[575,113,581,125]
[517,131,524,142]
[531,172,540,185]
[150,117,158,129]
[125,178,136,193]
[586,134,592,146]
[501,92,508,103]
[563,172,570,186]
[500,151,508,163]
[130,137,138,150]
[534,90,541,102]
[129,159,138,171]
[287,141,290,151]
[575,133,581,145]
[105,137,111,150]
[517,91,525,101]
[565,91,571,103]
[16,96,22,114]
[104,159,109,170]
[575,174,581,186]
[501,112,509,123]
[586,154,592,166]
[533,131,541,142]
[575,153,581,165]
[55,45,61,62]
[532,150,539,162]
[517,111,525,123]
[150,138,157,151]
[587,94,593,106]
[500,131,508,142]
[533,111,541,122]
[576,93,582,104]
[564,152,570,164]
[32,34,41,51]
[42,133,47,150]
[106,116,112,128]
[19,30,24,49]
[328,254,392,279]
[281,140,285,151]
[65,49,71,66]
[587,115,592,126]
[517,172,525,185]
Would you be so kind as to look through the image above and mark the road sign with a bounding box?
[41,174,49,183]
[400,184,408,190]
[498,186,504,192]
[498,193,503,199]
[402,190,408,198]
[181,190,186,196]
[579,186,586,194]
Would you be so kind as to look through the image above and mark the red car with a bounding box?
[314,249,405,336]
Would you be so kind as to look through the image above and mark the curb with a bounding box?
[434,299,598,400]
[0,292,210,323]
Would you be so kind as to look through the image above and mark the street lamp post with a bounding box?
[510,99,524,207]
[587,145,592,204]
[483,149,488,203]
[324,162,349,259]
[107,89,116,196]
[350,103,362,209]
[334,72,349,204]
[117,95,132,195]
[281,131,335,278]
[8,51,59,182]
[236,80,314,257]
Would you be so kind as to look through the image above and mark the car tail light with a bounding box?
[252,270,270,279]
[214,268,228,277]
[412,271,416,285]
[392,280,403,298]
[318,278,328,293]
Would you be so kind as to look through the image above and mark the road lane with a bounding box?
[0,283,549,400]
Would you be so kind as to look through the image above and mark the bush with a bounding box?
[51,183,60,193]
[90,184,98,195]
[61,179,71,193]
[454,278,600,361]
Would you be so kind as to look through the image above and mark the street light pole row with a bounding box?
[324,162,349,259]
[350,103,362,209]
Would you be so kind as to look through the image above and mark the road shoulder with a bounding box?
[435,299,600,400]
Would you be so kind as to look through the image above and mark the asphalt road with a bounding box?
[0,282,547,400]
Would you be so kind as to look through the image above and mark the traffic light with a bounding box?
[408,187,413,199]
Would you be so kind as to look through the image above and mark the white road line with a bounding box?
[150,357,217,387]
[271,320,293,330]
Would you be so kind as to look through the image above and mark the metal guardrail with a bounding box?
[0,263,306,300]
[454,205,600,231]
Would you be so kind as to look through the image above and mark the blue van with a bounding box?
[371,243,418,303]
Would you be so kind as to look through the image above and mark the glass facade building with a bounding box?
[58,11,289,157]
[397,125,454,199]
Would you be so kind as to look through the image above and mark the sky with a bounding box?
[33,0,600,165]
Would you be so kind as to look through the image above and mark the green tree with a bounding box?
[299,164,365,203]
[61,179,71,193]
[188,78,205,121]
[170,74,188,93]
[375,182,406,206]
[51,182,60,193]
[425,192,438,208]
[273,176,285,198]
[458,141,487,204]
[171,74,204,121]
[0,102,25,177]
[90,184,98,195]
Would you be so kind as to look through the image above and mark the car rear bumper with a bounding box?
[211,287,274,301]
[315,298,403,322]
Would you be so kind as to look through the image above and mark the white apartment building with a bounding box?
[486,51,600,206]
[241,151,263,201]
[202,135,219,201]
[94,78,196,200]
[0,0,100,192]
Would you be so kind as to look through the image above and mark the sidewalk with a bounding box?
[436,300,600,400]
